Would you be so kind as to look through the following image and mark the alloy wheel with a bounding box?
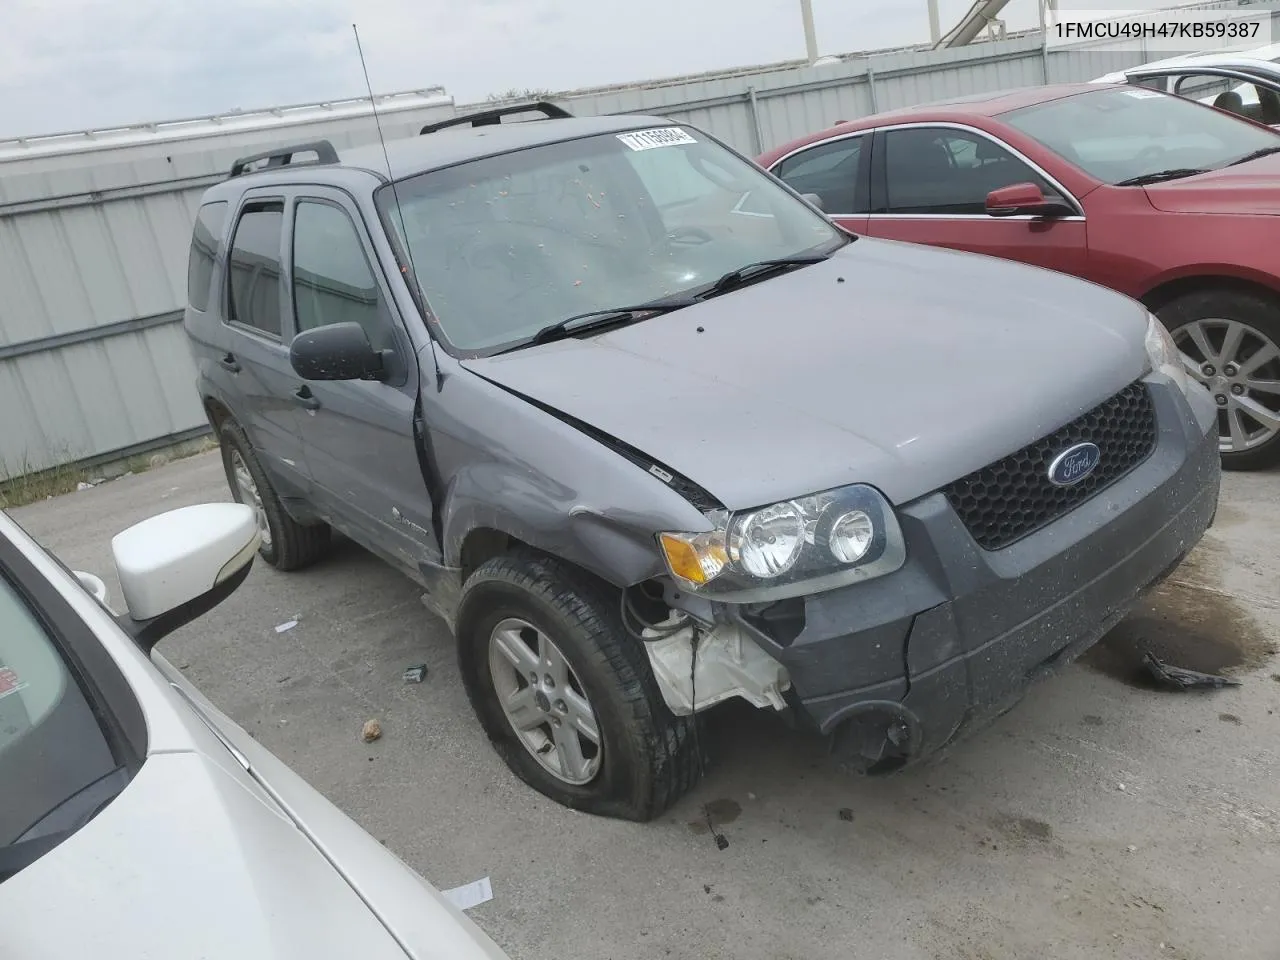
[488,617,602,785]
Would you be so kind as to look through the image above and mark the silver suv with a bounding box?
[183,102,1221,821]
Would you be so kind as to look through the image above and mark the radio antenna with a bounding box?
[351,23,425,318]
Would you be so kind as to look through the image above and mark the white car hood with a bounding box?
[0,751,409,960]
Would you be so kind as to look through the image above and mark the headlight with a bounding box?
[1144,313,1192,395]
[657,483,906,602]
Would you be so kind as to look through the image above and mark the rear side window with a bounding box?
[187,201,228,312]
[226,203,286,338]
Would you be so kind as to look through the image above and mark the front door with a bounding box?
[862,125,1088,278]
[283,189,439,569]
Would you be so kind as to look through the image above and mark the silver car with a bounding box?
[0,502,509,960]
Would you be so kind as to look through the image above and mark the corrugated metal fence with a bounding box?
[3,0,1279,480]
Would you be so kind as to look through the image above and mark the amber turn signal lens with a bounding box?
[658,532,727,587]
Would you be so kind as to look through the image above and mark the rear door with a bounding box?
[768,131,871,233]
[862,124,1088,277]
[220,193,310,496]
[283,188,438,569]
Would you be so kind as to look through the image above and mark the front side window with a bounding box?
[1002,86,1280,184]
[292,201,390,351]
[1,571,124,881]
[882,127,1061,215]
[773,136,864,214]
[226,203,285,338]
[378,125,844,354]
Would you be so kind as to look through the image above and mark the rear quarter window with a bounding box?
[187,201,229,313]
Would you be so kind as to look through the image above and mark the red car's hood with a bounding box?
[1144,152,1280,215]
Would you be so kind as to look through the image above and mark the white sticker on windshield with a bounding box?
[1123,88,1163,99]
[617,127,697,151]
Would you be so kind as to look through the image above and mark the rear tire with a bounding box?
[219,419,330,571]
[1156,288,1280,471]
[457,550,701,822]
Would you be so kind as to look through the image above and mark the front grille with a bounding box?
[942,381,1158,551]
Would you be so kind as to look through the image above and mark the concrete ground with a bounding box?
[13,452,1280,960]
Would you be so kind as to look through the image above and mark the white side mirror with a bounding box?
[111,503,260,651]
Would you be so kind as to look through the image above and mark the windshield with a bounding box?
[378,125,844,353]
[1,569,126,882]
[1002,86,1280,184]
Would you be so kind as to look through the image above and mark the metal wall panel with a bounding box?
[0,93,456,479]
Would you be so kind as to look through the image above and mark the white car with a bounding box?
[0,502,510,960]
[1093,44,1280,126]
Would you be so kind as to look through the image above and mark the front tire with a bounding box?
[1156,288,1280,471]
[457,550,700,821]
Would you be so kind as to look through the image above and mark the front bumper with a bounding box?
[736,378,1221,766]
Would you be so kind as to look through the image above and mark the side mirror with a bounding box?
[801,192,825,212]
[985,182,1074,218]
[290,322,386,382]
[111,503,260,652]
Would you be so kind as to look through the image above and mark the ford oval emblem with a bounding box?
[1047,442,1101,487]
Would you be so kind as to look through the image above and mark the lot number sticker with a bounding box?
[617,127,697,151]
[0,667,28,702]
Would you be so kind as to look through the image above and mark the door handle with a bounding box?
[218,353,240,373]
[293,386,321,411]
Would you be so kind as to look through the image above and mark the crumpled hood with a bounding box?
[0,752,409,960]
[462,238,1150,510]
[1144,152,1280,215]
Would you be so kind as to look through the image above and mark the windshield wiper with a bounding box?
[1114,168,1208,187]
[512,296,700,351]
[702,254,831,298]
[1226,145,1280,167]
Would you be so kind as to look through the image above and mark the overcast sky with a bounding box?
[0,0,1155,138]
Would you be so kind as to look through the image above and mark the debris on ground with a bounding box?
[402,664,428,684]
[274,618,299,634]
[838,808,854,822]
[1142,650,1242,691]
[441,876,493,911]
[361,719,382,742]
[1127,844,1137,853]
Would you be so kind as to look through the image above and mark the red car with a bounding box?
[759,82,1280,470]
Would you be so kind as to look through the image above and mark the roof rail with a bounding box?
[420,101,572,136]
[229,140,340,178]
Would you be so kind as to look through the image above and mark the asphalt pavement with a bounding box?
[13,452,1280,960]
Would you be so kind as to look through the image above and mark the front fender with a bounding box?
[427,357,714,591]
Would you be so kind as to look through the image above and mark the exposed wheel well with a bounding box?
[457,527,631,602]
[1142,275,1280,315]
[203,396,234,436]
[459,528,513,581]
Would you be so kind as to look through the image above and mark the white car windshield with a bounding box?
[379,125,844,354]
[1002,86,1280,184]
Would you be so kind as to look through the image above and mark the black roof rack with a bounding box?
[419,101,572,136]
[229,140,340,178]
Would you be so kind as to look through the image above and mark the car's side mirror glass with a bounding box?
[290,322,387,382]
[986,182,1073,218]
[111,503,260,652]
